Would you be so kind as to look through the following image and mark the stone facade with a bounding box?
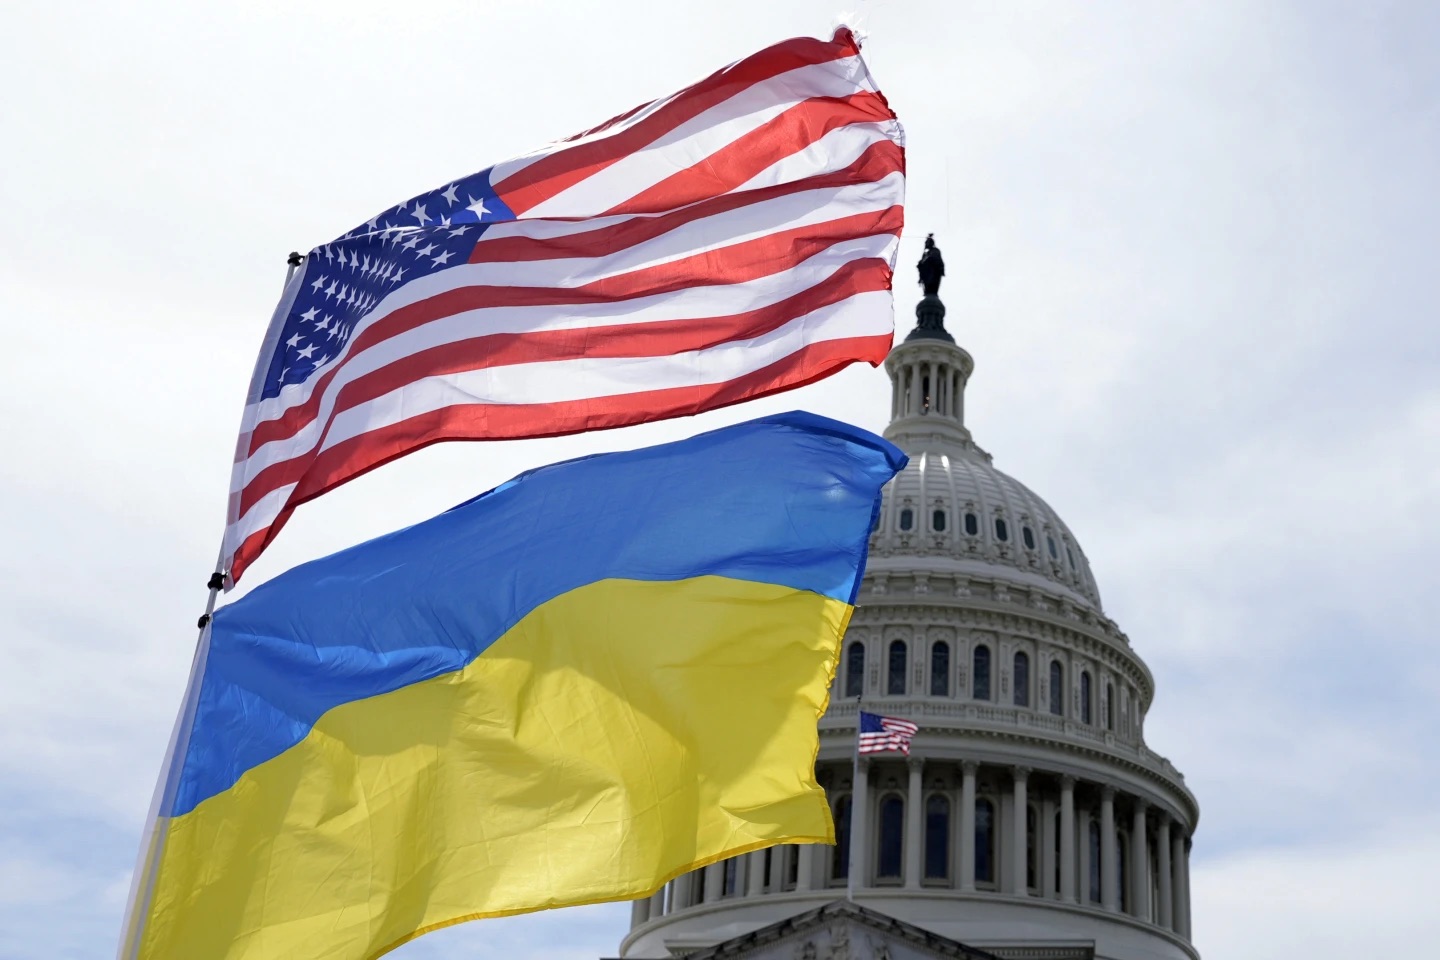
[619,300,1199,960]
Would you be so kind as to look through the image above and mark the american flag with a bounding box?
[221,26,905,586]
[858,711,919,755]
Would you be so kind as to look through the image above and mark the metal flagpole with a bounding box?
[847,693,861,903]
[116,252,306,960]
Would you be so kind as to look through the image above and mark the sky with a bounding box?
[1,1,1437,958]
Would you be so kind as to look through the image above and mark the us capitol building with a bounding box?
[614,240,1199,960]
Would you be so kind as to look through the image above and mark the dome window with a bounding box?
[972,645,991,701]
[1105,681,1115,731]
[925,795,951,880]
[844,642,865,698]
[964,512,979,536]
[1080,670,1093,724]
[899,508,915,531]
[1013,651,1030,707]
[975,798,996,884]
[932,509,947,532]
[1047,535,1058,559]
[1022,526,1036,550]
[833,795,852,881]
[888,640,908,695]
[994,517,1009,542]
[1048,660,1064,716]
[877,795,905,879]
[1066,545,1076,568]
[930,641,950,697]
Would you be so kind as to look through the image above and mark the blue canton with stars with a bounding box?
[258,169,517,401]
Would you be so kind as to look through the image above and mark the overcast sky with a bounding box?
[2,1,1438,958]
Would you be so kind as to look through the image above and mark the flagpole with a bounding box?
[116,252,305,960]
[847,694,861,903]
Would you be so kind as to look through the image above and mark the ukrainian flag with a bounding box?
[122,412,905,960]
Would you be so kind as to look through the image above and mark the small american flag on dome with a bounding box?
[858,710,919,754]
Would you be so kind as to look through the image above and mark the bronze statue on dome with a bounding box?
[916,233,944,298]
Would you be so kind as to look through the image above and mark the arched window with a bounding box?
[1047,534,1058,559]
[722,857,738,896]
[1088,820,1102,903]
[995,517,1010,542]
[888,640,908,695]
[975,798,996,884]
[1022,526,1036,550]
[844,642,865,698]
[964,512,979,536]
[932,509,947,532]
[899,508,915,531]
[925,795,950,880]
[1026,805,1039,890]
[763,846,774,892]
[1105,681,1115,731]
[1081,671,1093,725]
[972,644,991,701]
[1066,544,1076,568]
[833,795,852,881]
[1013,651,1030,707]
[1117,833,1129,913]
[930,641,950,696]
[1049,661,1064,716]
[878,795,905,879]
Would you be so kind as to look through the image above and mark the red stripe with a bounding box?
[472,139,903,265]
[492,32,861,215]
[243,204,903,458]
[243,260,889,511]
[227,332,891,585]
[606,93,895,217]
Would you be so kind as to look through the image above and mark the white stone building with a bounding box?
[617,290,1199,960]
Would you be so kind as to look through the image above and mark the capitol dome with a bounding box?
[617,284,1199,960]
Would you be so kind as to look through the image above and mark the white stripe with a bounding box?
[222,482,298,567]
[735,121,899,195]
[234,235,897,485]
[226,289,891,546]
[522,56,875,219]
[238,173,902,437]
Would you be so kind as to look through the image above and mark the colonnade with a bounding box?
[631,759,1193,942]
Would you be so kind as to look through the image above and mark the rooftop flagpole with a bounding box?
[116,252,305,960]
[847,694,861,903]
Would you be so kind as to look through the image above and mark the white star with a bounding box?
[392,266,406,283]
[316,314,332,331]
[449,226,470,237]
[366,215,381,231]
[286,333,302,348]
[412,202,432,225]
[401,235,421,251]
[324,280,338,299]
[324,247,335,263]
[338,284,349,302]
[361,255,371,274]
[297,343,318,360]
[440,215,451,228]
[349,250,361,269]
[309,276,327,294]
[441,183,459,206]
[432,250,453,266]
[327,326,340,340]
[415,243,437,258]
[300,307,319,322]
[467,195,490,220]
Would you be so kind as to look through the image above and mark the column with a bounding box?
[797,844,819,891]
[703,862,723,902]
[959,761,978,891]
[908,364,921,417]
[649,886,666,918]
[746,850,766,897]
[1180,837,1192,937]
[1131,800,1150,921]
[1040,797,1057,900]
[905,758,925,887]
[1059,776,1076,903]
[673,871,694,910]
[630,897,650,928]
[1008,767,1030,894]
[1100,786,1117,911]
[1077,808,1092,903]
[851,758,871,890]
[769,844,787,890]
[891,371,901,420]
[1157,816,1173,929]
